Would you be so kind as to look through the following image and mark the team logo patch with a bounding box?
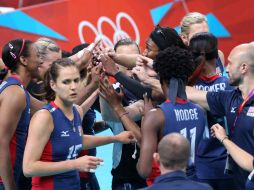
[61,130,70,137]
[231,107,237,113]
[247,107,254,117]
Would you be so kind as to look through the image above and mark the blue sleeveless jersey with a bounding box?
[32,102,83,190]
[194,74,234,179]
[159,99,206,178]
[0,77,30,189]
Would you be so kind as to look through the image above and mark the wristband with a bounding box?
[77,49,85,59]
[220,136,229,144]
[119,112,129,120]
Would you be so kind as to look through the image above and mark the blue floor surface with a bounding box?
[95,112,113,190]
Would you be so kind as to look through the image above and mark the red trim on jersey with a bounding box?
[32,140,53,190]
[165,98,187,103]
[0,134,17,183]
[10,74,24,85]
[146,159,161,186]
[79,150,89,179]
[199,73,220,81]
[50,101,59,109]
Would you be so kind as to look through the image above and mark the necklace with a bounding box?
[71,119,76,132]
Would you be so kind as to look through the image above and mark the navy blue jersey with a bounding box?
[216,57,224,76]
[79,108,96,179]
[207,89,254,190]
[32,102,83,190]
[0,77,30,189]
[194,74,234,179]
[246,169,254,190]
[159,99,206,177]
[138,171,213,190]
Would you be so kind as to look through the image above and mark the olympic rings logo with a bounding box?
[78,12,140,47]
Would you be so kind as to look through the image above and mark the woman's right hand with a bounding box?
[74,156,103,172]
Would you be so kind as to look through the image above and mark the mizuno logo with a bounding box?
[61,130,69,137]
[231,107,237,113]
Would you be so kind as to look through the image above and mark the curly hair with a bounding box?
[153,46,195,84]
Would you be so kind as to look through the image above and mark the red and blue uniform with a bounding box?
[32,102,83,190]
[193,74,234,189]
[159,98,206,178]
[0,76,30,190]
[147,98,206,185]
[207,88,254,190]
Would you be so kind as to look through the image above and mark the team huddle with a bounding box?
[0,12,254,190]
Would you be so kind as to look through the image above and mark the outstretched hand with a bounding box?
[136,55,153,68]
[99,76,123,108]
[100,54,119,76]
[115,131,137,144]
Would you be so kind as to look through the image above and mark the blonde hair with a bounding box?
[35,37,60,60]
[180,12,207,36]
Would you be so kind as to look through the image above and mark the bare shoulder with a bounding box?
[0,85,26,109]
[30,109,54,132]
[143,108,164,129]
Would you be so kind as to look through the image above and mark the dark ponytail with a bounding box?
[2,38,33,72]
[44,58,78,102]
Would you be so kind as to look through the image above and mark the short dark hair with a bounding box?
[150,25,186,50]
[44,58,79,101]
[72,43,89,55]
[189,32,218,61]
[153,46,195,84]
[158,133,190,169]
[2,38,33,71]
[114,38,140,53]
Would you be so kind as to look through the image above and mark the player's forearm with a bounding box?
[186,86,210,110]
[75,83,98,106]
[80,89,99,116]
[114,54,138,69]
[82,135,117,149]
[23,159,77,177]
[114,105,141,142]
[0,148,16,190]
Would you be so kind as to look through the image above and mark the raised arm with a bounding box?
[186,86,210,110]
[0,86,26,190]
[82,131,136,150]
[99,78,142,142]
[109,52,139,69]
